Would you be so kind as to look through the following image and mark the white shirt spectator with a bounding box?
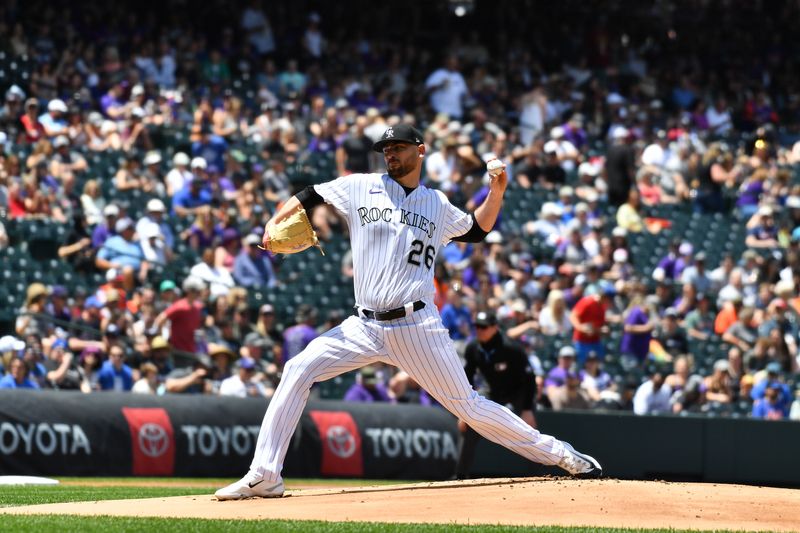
[219,373,268,398]
[706,105,733,135]
[303,25,324,58]
[424,150,457,191]
[538,307,572,336]
[641,143,667,168]
[157,52,177,88]
[241,6,276,55]
[165,166,192,196]
[425,68,468,119]
[190,261,236,299]
[633,379,673,415]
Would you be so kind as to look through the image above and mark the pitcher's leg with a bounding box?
[386,314,565,466]
[249,317,383,481]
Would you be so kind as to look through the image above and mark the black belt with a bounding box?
[355,301,426,321]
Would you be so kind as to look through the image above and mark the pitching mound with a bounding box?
[4,477,800,531]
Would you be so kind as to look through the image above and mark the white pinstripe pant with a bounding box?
[250,302,568,481]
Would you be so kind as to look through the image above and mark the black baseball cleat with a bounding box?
[558,441,603,478]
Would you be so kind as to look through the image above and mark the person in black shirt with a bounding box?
[694,143,739,214]
[336,116,373,175]
[605,128,636,206]
[454,310,537,479]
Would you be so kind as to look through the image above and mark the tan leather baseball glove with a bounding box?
[260,209,324,255]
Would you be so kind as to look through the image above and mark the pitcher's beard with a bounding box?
[387,161,412,179]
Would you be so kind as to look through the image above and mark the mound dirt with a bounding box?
[4,477,800,531]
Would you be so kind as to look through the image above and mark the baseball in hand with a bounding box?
[487,158,505,177]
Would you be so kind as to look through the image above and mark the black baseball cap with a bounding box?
[372,124,425,152]
[475,311,498,327]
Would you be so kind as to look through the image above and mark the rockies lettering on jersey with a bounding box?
[357,206,436,239]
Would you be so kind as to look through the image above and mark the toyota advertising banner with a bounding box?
[0,391,459,479]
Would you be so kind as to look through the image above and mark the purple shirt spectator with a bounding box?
[343,382,392,402]
[283,323,318,362]
[544,366,569,389]
[92,223,115,249]
[620,306,651,361]
[736,180,763,209]
[656,254,678,280]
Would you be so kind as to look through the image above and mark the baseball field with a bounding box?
[1,476,799,531]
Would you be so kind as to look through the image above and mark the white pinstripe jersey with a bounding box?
[315,173,473,311]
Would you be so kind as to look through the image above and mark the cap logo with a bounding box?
[385,128,394,138]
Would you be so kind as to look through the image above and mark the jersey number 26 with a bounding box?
[408,239,435,269]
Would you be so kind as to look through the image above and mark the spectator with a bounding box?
[132,362,161,394]
[95,217,148,286]
[336,116,373,175]
[653,307,689,359]
[92,204,120,249]
[136,198,174,250]
[548,370,592,411]
[722,307,758,353]
[282,305,318,363]
[745,206,780,249]
[233,234,277,288]
[580,352,614,403]
[616,189,645,233]
[165,354,213,394]
[39,99,68,138]
[526,202,565,246]
[43,338,88,392]
[20,98,45,143]
[0,358,40,389]
[684,293,715,341]
[570,284,614,364]
[704,359,734,407]
[695,144,738,214]
[78,346,102,390]
[620,288,656,367]
[344,365,392,402]
[165,152,193,196]
[544,345,577,401]
[752,382,789,420]
[633,372,672,415]
[538,289,572,336]
[154,277,206,354]
[172,172,213,217]
[97,345,134,391]
[219,357,270,398]
[389,371,437,406]
[425,56,468,120]
[714,292,744,335]
[191,248,236,299]
[680,252,712,293]
[15,283,50,338]
[440,283,473,341]
[605,128,636,207]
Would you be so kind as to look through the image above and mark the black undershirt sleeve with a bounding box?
[296,185,325,211]
[452,214,489,243]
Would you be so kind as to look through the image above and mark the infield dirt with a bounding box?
[4,477,800,531]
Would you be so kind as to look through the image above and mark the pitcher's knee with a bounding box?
[443,391,484,423]
[281,356,316,389]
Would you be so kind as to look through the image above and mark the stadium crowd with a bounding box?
[1,0,800,421]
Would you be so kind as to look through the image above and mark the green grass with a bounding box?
[0,516,754,533]
[0,479,417,508]
[0,486,211,507]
